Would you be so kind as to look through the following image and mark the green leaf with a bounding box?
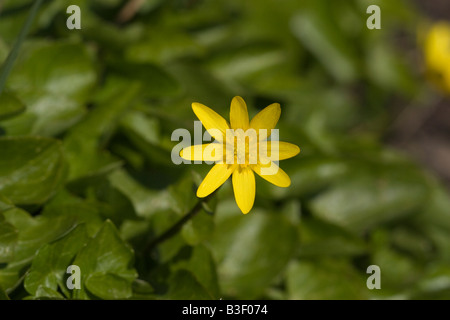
[210,204,298,298]
[24,225,89,297]
[109,169,171,218]
[72,220,137,300]
[416,181,450,231]
[0,38,9,64]
[0,285,10,300]
[34,285,64,299]
[413,264,450,299]
[171,245,220,299]
[365,39,418,95]
[42,190,104,237]
[390,226,435,262]
[181,211,214,246]
[0,208,78,290]
[299,217,367,258]
[309,165,429,234]
[291,9,359,83]
[165,61,233,111]
[131,279,156,300]
[0,194,14,213]
[63,76,140,181]
[422,224,450,263]
[0,91,25,121]
[207,43,287,80]
[0,214,18,263]
[110,62,180,97]
[120,110,161,146]
[126,31,203,64]
[0,0,44,96]
[148,209,188,263]
[286,259,368,300]
[258,156,348,199]
[2,41,97,136]
[370,229,423,292]
[85,273,132,300]
[0,136,67,205]
[164,270,213,300]
[118,110,175,167]
[67,177,138,228]
[168,173,198,216]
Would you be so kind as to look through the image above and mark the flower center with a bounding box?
[225,128,258,166]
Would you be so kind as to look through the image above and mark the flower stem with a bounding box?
[144,193,215,255]
[0,0,44,96]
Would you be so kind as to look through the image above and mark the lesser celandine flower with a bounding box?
[424,22,450,93]
[180,96,300,214]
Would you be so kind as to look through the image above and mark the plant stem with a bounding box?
[0,0,44,96]
[144,194,214,255]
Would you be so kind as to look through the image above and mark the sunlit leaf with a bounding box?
[2,41,96,136]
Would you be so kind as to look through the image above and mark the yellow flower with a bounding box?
[424,22,450,93]
[180,96,300,214]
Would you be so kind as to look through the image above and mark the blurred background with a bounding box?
[0,0,449,300]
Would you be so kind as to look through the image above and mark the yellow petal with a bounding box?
[252,160,291,187]
[197,163,235,198]
[232,167,255,214]
[259,141,300,161]
[424,23,450,92]
[192,102,230,142]
[425,23,450,71]
[180,143,223,161]
[250,103,280,140]
[230,96,249,130]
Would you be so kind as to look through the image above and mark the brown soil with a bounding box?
[389,1,450,188]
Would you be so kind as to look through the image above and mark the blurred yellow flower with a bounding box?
[424,22,450,93]
[180,96,300,214]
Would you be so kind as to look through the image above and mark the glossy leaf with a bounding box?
[72,220,137,299]
[0,208,78,291]
[0,137,67,205]
[24,225,89,297]
[85,273,132,300]
[2,41,96,136]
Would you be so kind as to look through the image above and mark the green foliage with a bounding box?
[0,0,449,300]
[24,225,89,297]
[211,204,298,298]
[72,220,137,299]
[0,213,18,263]
[286,258,369,299]
[3,41,97,136]
[0,91,26,121]
[0,137,67,205]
